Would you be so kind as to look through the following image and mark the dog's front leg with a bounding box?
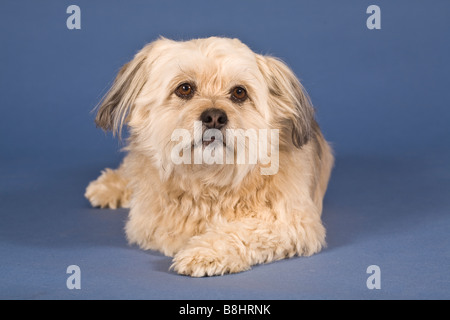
[85,157,132,209]
[171,213,325,277]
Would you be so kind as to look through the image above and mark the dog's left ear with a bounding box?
[257,55,314,148]
[95,44,153,137]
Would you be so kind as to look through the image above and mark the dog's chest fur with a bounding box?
[125,152,280,256]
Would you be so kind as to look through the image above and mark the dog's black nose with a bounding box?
[200,108,228,129]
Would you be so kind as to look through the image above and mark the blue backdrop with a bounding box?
[1,0,449,300]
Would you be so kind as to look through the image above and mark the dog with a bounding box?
[85,37,334,277]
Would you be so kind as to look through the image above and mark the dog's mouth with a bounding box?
[203,136,226,147]
[191,128,227,148]
[203,136,215,147]
[192,136,227,147]
[192,136,226,148]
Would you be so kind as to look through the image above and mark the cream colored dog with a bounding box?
[85,37,333,277]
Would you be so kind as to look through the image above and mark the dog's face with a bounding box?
[95,37,314,186]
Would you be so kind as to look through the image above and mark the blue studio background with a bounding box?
[1,0,449,299]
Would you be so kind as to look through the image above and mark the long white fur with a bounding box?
[85,37,334,277]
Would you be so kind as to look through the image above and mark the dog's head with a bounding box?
[95,37,314,185]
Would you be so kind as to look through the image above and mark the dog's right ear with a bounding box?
[95,45,152,136]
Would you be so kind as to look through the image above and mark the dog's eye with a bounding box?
[231,86,248,103]
[175,83,195,99]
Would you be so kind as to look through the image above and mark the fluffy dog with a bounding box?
[85,37,334,277]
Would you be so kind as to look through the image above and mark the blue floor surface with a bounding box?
[1,150,449,299]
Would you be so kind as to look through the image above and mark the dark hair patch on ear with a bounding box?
[268,76,283,97]
[309,119,322,160]
[290,79,315,148]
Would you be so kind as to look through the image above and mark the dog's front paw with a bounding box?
[85,169,130,209]
[171,246,250,277]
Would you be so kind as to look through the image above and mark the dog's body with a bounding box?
[85,37,333,277]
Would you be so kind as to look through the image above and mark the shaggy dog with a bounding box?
[85,37,334,277]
